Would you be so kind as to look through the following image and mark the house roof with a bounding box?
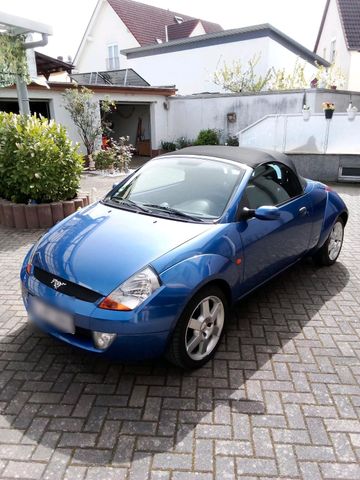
[315,0,360,51]
[35,52,73,79]
[167,19,201,41]
[123,23,330,67]
[107,0,222,46]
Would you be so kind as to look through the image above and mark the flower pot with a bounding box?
[302,110,310,121]
[347,110,357,120]
[324,109,334,119]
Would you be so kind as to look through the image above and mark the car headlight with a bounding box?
[99,266,160,311]
[26,235,44,274]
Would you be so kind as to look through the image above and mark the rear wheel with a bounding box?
[313,217,344,266]
[166,285,228,369]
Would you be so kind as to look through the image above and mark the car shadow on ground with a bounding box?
[0,259,350,466]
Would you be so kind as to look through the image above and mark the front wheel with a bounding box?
[313,217,344,266]
[166,285,228,369]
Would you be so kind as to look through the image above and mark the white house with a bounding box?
[122,25,329,94]
[315,0,360,91]
[74,0,329,95]
[74,0,222,74]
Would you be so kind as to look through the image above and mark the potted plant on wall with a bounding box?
[346,102,358,121]
[302,104,311,121]
[322,102,335,119]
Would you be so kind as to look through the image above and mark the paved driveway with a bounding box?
[0,184,359,479]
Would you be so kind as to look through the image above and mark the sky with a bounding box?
[0,0,327,60]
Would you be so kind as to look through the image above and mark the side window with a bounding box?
[241,163,303,209]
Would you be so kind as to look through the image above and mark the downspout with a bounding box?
[16,33,49,115]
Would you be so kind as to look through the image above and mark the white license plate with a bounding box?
[30,296,75,334]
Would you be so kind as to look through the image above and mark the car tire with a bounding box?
[166,285,228,369]
[313,217,344,266]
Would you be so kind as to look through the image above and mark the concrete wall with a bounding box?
[288,154,360,182]
[164,89,360,145]
[75,0,139,73]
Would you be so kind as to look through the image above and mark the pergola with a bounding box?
[0,11,53,114]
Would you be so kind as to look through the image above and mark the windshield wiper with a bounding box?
[144,204,205,222]
[106,197,151,213]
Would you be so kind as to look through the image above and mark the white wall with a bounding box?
[124,37,271,94]
[125,36,319,95]
[75,0,139,73]
[348,52,360,92]
[0,87,169,153]
[315,0,351,87]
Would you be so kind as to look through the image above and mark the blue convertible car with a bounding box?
[21,146,348,368]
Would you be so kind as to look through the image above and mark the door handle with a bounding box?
[298,206,308,216]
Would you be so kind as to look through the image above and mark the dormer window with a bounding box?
[156,38,163,44]
[174,16,183,24]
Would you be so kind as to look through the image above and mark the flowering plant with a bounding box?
[322,102,335,110]
[302,104,310,111]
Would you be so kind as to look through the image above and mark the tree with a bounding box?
[62,87,114,156]
[213,53,273,93]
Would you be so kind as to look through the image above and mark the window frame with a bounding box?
[240,161,305,211]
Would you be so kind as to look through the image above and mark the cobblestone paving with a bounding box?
[0,184,359,479]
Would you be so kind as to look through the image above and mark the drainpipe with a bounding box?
[16,33,49,115]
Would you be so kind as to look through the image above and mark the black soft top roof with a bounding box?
[162,146,297,172]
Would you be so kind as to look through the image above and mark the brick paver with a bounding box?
[0,183,359,479]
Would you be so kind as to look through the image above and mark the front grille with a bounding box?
[33,266,102,303]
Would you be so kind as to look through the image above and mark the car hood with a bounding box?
[34,202,213,295]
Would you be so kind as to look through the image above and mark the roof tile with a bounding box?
[107,0,222,46]
[337,0,360,50]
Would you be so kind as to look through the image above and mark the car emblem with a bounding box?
[51,278,67,290]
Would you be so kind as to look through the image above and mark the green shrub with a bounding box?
[0,112,83,204]
[176,137,193,149]
[194,129,220,146]
[94,149,115,170]
[161,141,176,152]
[226,135,239,146]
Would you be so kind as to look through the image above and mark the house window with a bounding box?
[106,44,119,70]
[330,39,336,63]
[323,47,327,60]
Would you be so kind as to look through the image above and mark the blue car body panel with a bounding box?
[20,153,348,361]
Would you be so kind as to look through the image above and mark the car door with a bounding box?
[237,162,313,293]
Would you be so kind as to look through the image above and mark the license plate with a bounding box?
[30,296,75,334]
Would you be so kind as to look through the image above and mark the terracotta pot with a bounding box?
[24,205,40,229]
[51,202,64,224]
[13,204,27,229]
[63,201,76,218]
[3,204,15,228]
[38,204,53,228]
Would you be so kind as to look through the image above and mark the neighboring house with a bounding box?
[74,0,222,73]
[74,0,329,95]
[315,0,360,91]
[121,24,330,94]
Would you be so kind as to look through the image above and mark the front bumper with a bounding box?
[20,267,183,361]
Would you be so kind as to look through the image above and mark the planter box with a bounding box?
[0,194,90,229]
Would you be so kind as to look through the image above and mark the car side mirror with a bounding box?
[238,206,280,221]
[254,205,280,220]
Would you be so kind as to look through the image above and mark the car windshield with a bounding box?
[105,156,245,221]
